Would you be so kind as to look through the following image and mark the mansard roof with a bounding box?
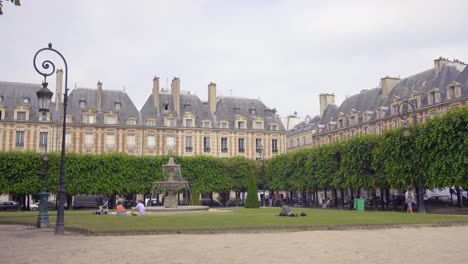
[215,97,285,130]
[66,88,139,125]
[0,81,57,122]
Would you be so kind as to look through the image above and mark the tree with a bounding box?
[244,176,259,208]
[0,0,21,15]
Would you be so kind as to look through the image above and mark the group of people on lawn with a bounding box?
[115,199,145,216]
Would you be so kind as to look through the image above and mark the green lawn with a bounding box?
[1,208,467,235]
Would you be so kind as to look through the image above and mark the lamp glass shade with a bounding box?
[37,82,53,114]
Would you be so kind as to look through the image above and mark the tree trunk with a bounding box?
[340,189,345,210]
[456,187,463,208]
[333,189,338,208]
[380,188,385,210]
[350,189,354,210]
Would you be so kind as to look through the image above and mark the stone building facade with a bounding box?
[287,58,468,150]
[0,74,286,160]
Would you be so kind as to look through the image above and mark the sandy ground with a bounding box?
[1,225,467,264]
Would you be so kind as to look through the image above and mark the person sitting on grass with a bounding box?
[131,199,145,216]
[115,201,126,216]
[278,201,297,217]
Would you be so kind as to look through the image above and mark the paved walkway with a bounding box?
[1,224,468,264]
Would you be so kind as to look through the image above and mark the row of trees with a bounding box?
[0,106,466,208]
[266,106,468,207]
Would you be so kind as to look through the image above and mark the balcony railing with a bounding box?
[272,148,278,154]
[221,147,228,153]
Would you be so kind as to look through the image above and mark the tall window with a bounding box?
[126,135,135,149]
[105,134,115,149]
[392,105,398,115]
[17,111,26,121]
[449,86,455,99]
[65,133,72,147]
[238,138,245,153]
[185,136,193,152]
[185,119,193,128]
[166,118,176,127]
[221,137,228,153]
[238,121,245,129]
[39,132,48,148]
[15,131,25,147]
[147,135,156,149]
[256,138,262,152]
[363,126,368,134]
[378,124,383,135]
[84,134,94,148]
[255,122,262,129]
[272,139,278,153]
[166,136,175,150]
[203,137,211,152]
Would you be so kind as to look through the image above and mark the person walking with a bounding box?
[405,188,415,213]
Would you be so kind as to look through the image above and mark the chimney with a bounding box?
[208,82,217,114]
[171,77,180,116]
[97,81,103,111]
[153,76,160,116]
[434,57,450,77]
[381,77,400,97]
[55,69,63,111]
[319,93,335,117]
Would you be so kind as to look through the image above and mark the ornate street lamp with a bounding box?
[34,43,69,234]
[397,100,426,214]
[36,152,49,228]
[258,145,266,207]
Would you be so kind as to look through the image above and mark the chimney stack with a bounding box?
[208,82,217,114]
[319,93,335,117]
[55,69,63,111]
[434,57,450,77]
[381,77,400,97]
[97,81,103,111]
[171,77,181,116]
[153,76,160,116]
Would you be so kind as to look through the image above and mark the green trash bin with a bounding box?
[354,198,365,211]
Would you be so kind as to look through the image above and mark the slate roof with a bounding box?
[65,88,139,125]
[0,81,57,122]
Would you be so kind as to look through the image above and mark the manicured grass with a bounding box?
[1,208,467,235]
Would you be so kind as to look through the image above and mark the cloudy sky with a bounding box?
[2,0,467,121]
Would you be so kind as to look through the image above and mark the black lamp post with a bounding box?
[397,100,426,214]
[36,152,49,228]
[258,145,266,207]
[34,43,69,234]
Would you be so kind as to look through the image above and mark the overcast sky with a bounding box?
[2,0,467,120]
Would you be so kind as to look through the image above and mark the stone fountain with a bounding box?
[154,157,189,208]
[147,158,208,213]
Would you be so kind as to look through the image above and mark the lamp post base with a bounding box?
[36,191,49,228]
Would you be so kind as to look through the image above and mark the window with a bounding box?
[22,97,30,104]
[221,137,228,153]
[249,108,256,115]
[350,130,355,137]
[256,138,262,152]
[272,139,278,153]
[238,121,245,129]
[105,134,115,149]
[41,114,47,122]
[363,126,368,134]
[393,119,400,128]
[106,116,116,125]
[448,86,455,99]
[166,136,175,150]
[303,136,306,145]
[17,111,26,121]
[146,120,156,126]
[66,115,73,123]
[185,136,193,152]
[85,114,95,124]
[430,92,436,105]
[15,131,25,147]
[167,118,176,127]
[296,138,299,146]
[84,134,94,148]
[392,105,398,115]
[163,103,169,111]
[79,100,86,108]
[255,122,262,129]
[203,137,211,152]
[39,132,48,148]
[350,116,355,125]
[378,124,383,135]
[221,122,228,129]
[147,135,156,149]
[127,119,136,125]
[234,107,240,114]
[65,133,72,147]
[271,124,277,130]
[238,138,245,153]
[126,135,135,148]
[185,119,193,128]
[339,119,343,128]
[410,99,418,109]
[115,102,121,110]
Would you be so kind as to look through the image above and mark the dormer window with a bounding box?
[184,103,192,112]
[428,89,441,105]
[271,124,278,130]
[115,102,121,110]
[249,108,256,115]
[17,111,26,121]
[410,99,418,109]
[22,97,30,104]
[203,121,211,128]
[238,121,245,129]
[234,107,240,114]
[105,115,116,125]
[79,100,86,108]
[85,114,95,124]
[255,122,263,129]
[163,103,170,111]
[166,118,176,127]
[146,119,156,126]
[220,121,229,129]
[127,118,136,125]
[185,119,193,127]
